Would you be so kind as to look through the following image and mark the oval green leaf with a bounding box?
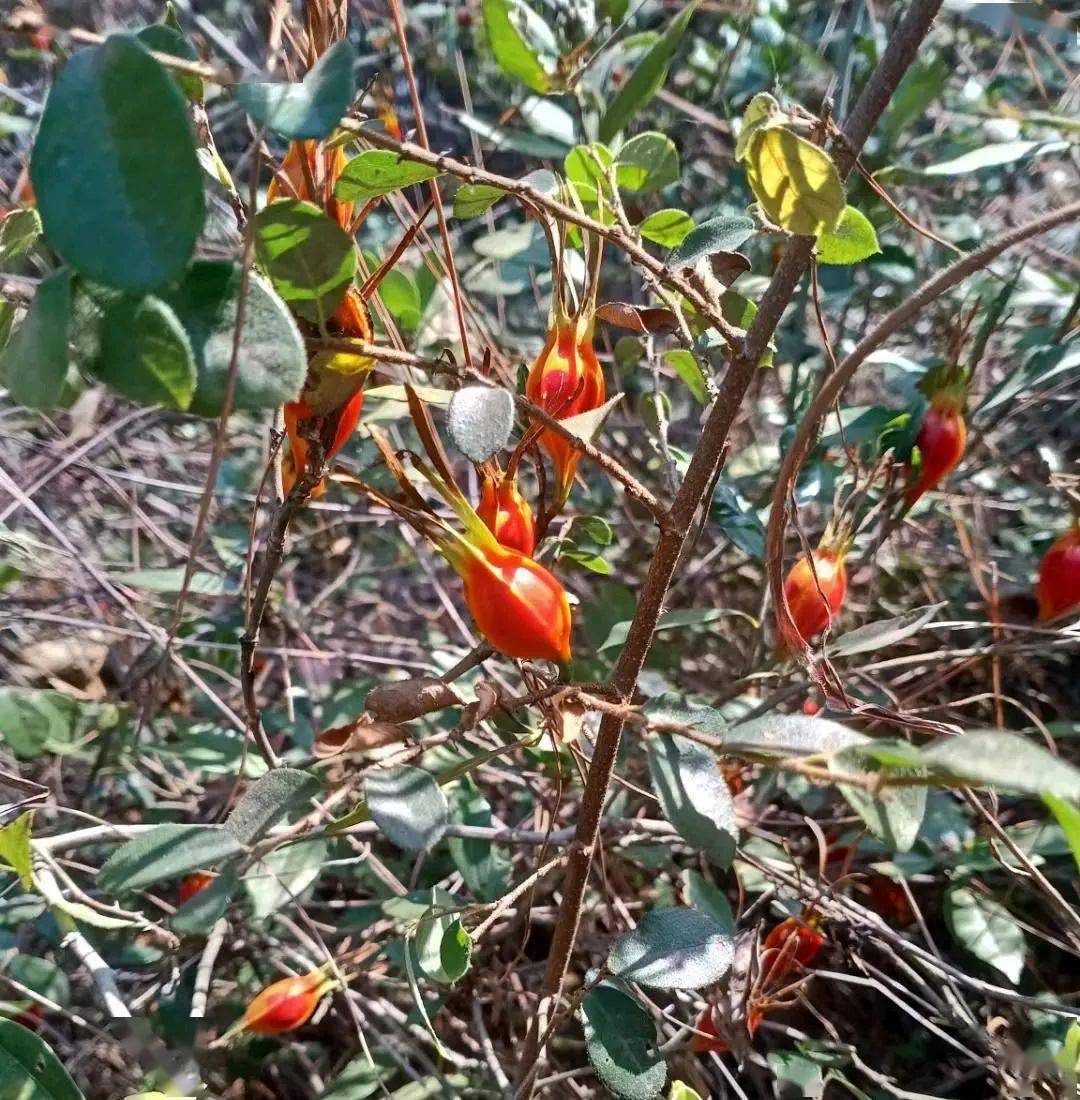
[365,766,448,852]
[0,1019,84,1100]
[667,215,755,267]
[0,268,72,410]
[608,907,734,989]
[482,0,554,94]
[99,824,243,895]
[335,150,443,203]
[30,34,203,291]
[236,39,356,139]
[582,985,667,1100]
[254,200,357,324]
[816,205,881,265]
[93,294,196,409]
[163,261,306,417]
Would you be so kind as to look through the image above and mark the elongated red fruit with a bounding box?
[782,548,847,647]
[232,970,337,1036]
[459,545,571,662]
[905,397,966,509]
[1037,522,1080,623]
[526,318,605,507]
[178,871,214,905]
[477,473,536,557]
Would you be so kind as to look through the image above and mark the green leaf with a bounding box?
[711,481,765,560]
[170,869,236,936]
[99,825,243,894]
[30,34,203,291]
[664,349,708,405]
[0,208,42,263]
[667,215,755,267]
[668,1084,705,1100]
[831,745,927,853]
[254,200,357,324]
[377,268,423,329]
[0,688,100,760]
[163,261,306,417]
[648,734,738,867]
[6,956,69,1006]
[482,0,554,94]
[453,183,505,219]
[136,23,203,101]
[561,548,612,575]
[828,604,943,658]
[639,209,694,248]
[335,150,442,203]
[323,1055,396,1100]
[365,766,448,852]
[415,888,465,984]
[0,1019,84,1100]
[608,907,734,989]
[768,1051,825,1097]
[224,768,321,844]
[680,870,735,936]
[0,813,33,890]
[236,40,356,139]
[565,143,614,203]
[581,985,667,1100]
[245,838,328,920]
[726,714,865,760]
[440,919,472,983]
[615,132,680,193]
[919,140,1066,177]
[92,294,196,409]
[745,128,845,236]
[920,731,1080,801]
[883,57,949,143]
[446,385,516,463]
[0,268,71,409]
[448,781,509,902]
[113,567,233,595]
[1044,794,1080,874]
[815,205,880,265]
[599,1,699,142]
[945,885,1026,984]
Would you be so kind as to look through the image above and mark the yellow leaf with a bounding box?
[745,128,845,236]
[0,812,34,890]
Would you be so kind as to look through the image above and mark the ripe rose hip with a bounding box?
[904,397,967,510]
[1036,522,1080,623]
[230,969,338,1037]
[782,547,847,649]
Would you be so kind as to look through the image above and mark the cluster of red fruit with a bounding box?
[779,365,1080,649]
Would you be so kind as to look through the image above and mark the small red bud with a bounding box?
[526,320,605,507]
[691,1007,729,1054]
[477,474,536,557]
[178,871,215,906]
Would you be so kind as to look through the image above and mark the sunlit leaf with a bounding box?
[745,128,845,236]
[815,205,881,265]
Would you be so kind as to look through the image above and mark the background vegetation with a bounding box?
[0,0,1078,1098]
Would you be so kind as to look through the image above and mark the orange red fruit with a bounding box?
[525,317,605,507]
[229,969,338,1037]
[477,472,536,557]
[1037,521,1080,623]
[177,871,215,906]
[782,547,848,649]
[905,397,967,510]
